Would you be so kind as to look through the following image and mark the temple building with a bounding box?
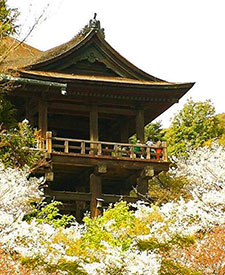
[1,16,194,219]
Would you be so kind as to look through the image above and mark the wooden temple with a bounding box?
[1,16,194,219]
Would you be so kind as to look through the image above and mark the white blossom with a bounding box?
[1,143,225,274]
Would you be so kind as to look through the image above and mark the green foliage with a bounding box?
[24,201,76,228]
[138,238,171,252]
[165,99,222,157]
[144,120,165,142]
[21,256,46,271]
[82,202,135,251]
[160,259,202,275]
[215,113,225,146]
[49,262,86,275]
[148,172,191,205]
[0,0,18,39]
[129,121,164,143]
[21,257,86,274]
[0,91,17,129]
[138,235,195,252]
[0,120,42,169]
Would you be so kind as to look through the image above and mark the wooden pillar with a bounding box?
[136,166,154,195]
[136,109,145,143]
[90,173,102,218]
[120,120,129,143]
[136,177,149,195]
[25,99,34,126]
[90,106,98,141]
[38,100,48,139]
[76,186,87,222]
[125,174,137,195]
[162,141,168,161]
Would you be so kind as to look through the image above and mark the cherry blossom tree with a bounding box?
[1,142,225,274]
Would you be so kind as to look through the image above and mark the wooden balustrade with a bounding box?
[45,131,168,161]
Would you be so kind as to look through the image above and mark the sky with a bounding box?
[7,0,225,127]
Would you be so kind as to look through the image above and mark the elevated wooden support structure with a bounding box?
[43,132,169,218]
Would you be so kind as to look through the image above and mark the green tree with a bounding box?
[215,113,225,146]
[0,91,16,129]
[148,172,191,205]
[165,99,221,157]
[0,0,18,40]
[0,0,18,128]
[144,120,165,142]
[129,121,165,143]
[0,120,43,169]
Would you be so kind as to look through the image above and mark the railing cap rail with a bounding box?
[51,136,166,148]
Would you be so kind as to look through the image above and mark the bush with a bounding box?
[0,120,43,169]
[24,201,76,228]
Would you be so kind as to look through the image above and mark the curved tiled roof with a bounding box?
[0,36,42,71]
[25,16,105,68]
[34,31,92,65]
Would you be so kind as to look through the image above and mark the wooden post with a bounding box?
[90,106,98,141]
[25,98,34,126]
[146,147,150,159]
[45,171,54,181]
[38,100,48,147]
[162,141,168,161]
[120,120,129,142]
[90,173,102,218]
[97,143,102,156]
[90,106,98,154]
[81,141,85,154]
[114,144,119,157]
[76,186,87,222]
[130,145,135,159]
[46,131,52,153]
[64,140,69,153]
[137,166,154,195]
[136,177,149,195]
[136,109,145,143]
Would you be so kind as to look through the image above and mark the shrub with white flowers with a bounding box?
[0,142,225,274]
[0,163,43,232]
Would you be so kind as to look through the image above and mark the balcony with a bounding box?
[40,132,170,218]
[44,131,168,162]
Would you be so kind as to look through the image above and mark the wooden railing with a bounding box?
[45,131,168,161]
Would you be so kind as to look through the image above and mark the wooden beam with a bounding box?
[51,153,170,173]
[101,194,141,203]
[90,106,98,141]
[90,173,102,218]
[48,108,116,120]
[48,102,136,116]
[38,99,48,138]
[136,109,145,143]
[44,189,91,201]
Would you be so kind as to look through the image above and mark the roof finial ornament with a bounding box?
[89,13,100,30]
[89,13,105,37]
[79,13,105,38]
